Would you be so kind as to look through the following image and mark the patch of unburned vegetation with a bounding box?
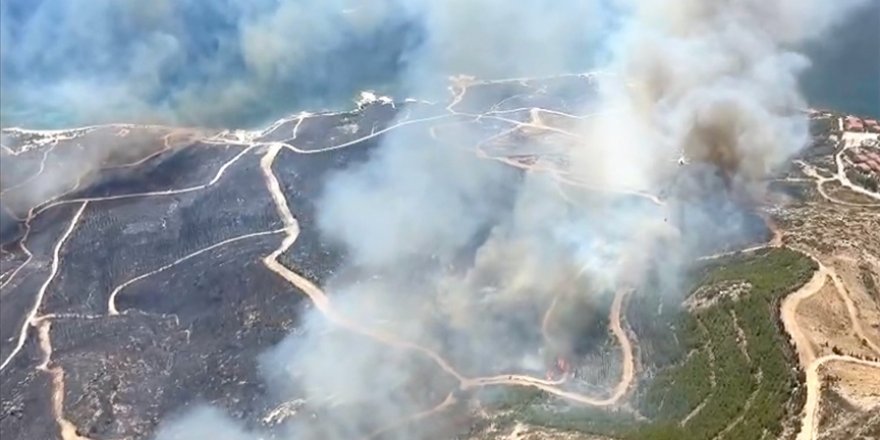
[495,248,817,440]
[860,263,879,301]
[684,280,752,311]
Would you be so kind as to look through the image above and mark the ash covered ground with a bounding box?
[2,2,879,438]
[1,76,660,440]
[2,73,878,440]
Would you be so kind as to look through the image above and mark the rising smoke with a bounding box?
[0,0,607,129]
[140,0,873,438]
[0,0,418,128]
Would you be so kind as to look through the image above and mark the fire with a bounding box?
[556,356,569,373]
[546,356,571,380]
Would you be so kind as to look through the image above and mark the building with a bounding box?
[847,148,880,175]
[845,116,865,132]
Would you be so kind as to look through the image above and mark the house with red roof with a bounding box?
[845,116,865,132]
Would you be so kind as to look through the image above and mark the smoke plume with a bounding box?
[0,0,610,129]
[1,0,419,128]
[11,0,857,439]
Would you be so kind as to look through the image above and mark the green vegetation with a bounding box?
[640,347,712,421]
[768,180,813,202]
[809,117,837,138]
[501,248,817,440]
[848,170,879,192]
[860,263,879,301]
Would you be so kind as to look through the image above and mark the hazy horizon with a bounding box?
[2,0,877,130]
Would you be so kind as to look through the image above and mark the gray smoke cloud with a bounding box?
[0,125,208,221]
[0,0,609,129]
[140,0,872,438]
[1,0,419,128]
[316,127,517,268]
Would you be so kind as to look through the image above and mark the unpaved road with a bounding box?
[835,132,880,201]
[259,141,637,405]
[779,251,880,440]
[781,265,829,366]
[798,355,880,440]
[2,81,647,438]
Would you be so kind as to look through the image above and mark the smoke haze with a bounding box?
[5,0,871,439]
[1,0,420,127]
[0,0,612,128]
[3,1,873,127]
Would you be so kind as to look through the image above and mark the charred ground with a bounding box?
[1,77,878,440]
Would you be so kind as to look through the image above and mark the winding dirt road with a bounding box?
[1,144,256,297]
[789,257,880,440]
[701,138,880,440]
[258,138,637,408]
[1,78,645,438]
[0,201,88,372]
[0,201,92,438]
[773,127,880,439]
[777,248,880,440]
[797,161,879,208]
[364,392,458,440]
[795,127,880,208]
[798,354,880,440]
[834,133,880,201]
[781,265,829,366]
[246,79,643,410]
[35,319,94,440]
[778,248,880,439]
[107,228,285,315]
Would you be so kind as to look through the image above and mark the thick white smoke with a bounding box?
[147,0,872,439]
[1,0,418,127]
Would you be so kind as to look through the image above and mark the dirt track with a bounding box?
[798,355,880,440]
[781,265,829,366]
[0,80,660,438]
[779,249,880,440]
[259,138,637,406]
[779,223,880,440]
